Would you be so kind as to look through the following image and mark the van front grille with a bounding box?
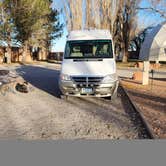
[72,76,103,87]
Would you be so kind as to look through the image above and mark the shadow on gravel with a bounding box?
[127,89,166,105]
[16,65,61,98]
[66,89,134,131]
[126,90,166,114]
[119,86,151,139]
[152,78,166,82]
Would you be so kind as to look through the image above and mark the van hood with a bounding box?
[61,59,116,76]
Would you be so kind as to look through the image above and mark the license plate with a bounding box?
[81,88,93,94]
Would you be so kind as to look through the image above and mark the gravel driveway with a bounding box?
[0,63,139,140]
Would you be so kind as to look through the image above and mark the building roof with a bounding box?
[67,30,112,41]
[139,22,166,62]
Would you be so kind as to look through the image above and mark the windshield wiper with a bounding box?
[73,58,103,62]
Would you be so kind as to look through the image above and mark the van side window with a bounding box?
[95,44,110,57]
[71,46,83,57]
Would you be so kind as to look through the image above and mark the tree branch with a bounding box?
[137,7,166,19]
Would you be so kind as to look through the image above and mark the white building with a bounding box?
[139,22,166,62]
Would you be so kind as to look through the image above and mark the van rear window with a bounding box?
[64,40,113,59]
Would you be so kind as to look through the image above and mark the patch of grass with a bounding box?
[116,62,137,68]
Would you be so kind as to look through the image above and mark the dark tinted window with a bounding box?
[64,40,113,59]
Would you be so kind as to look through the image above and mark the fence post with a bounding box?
[142,61,149,85]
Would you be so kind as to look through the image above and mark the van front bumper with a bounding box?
[59,80,119,97]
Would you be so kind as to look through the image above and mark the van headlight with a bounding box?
[60,74,71,81]
[102,74,118,83]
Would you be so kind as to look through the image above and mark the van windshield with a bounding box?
[64,40,113,59]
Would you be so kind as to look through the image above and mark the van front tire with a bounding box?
[111,82,119,102]
[60,94,68,100]
[111,91,118,101]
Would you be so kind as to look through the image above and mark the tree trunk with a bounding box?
[39,47,47,61]
[6,46,12,64]
[38,47,47,61]
[38,48,42,60]
[122,50,128,63]
[22,43,28,62]
[22,43,32,62]
[6,36,12,63]
[43,48,49,60]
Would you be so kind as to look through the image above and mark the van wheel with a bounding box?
[111,81,119,102]
[60,95,68,100]
[111,91,117,101]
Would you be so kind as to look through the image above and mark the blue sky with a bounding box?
[52,0,67,52]
[52,0,165,52]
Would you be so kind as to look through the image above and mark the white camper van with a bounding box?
[59,30,118,99]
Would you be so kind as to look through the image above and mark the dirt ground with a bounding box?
[0,63,140,140]
[121,78,166,138]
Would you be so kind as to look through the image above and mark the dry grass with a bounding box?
[121,79,166,138]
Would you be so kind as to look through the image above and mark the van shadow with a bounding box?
[16,65,61,98]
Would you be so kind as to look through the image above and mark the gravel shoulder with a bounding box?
[0,63,140,140]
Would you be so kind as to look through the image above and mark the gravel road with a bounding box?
[0,63,140,140]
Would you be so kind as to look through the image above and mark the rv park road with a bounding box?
[0,63,144,140]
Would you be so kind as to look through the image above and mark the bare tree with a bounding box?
[85,0,117,30]
[138,0,166,19]
[62,0,113,30]
[85,0,92,28]
[113,0,141,62]
[63,0,83,31]
[62,0,141,62]
[130,26,153,53]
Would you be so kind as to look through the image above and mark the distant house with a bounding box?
[48,52,63,61]
[0,46,57,63]
[0,46,21,63]
[139,22,166,62]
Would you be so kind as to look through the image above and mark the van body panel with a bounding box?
[67,30,112,41]
[61,59,116,76]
